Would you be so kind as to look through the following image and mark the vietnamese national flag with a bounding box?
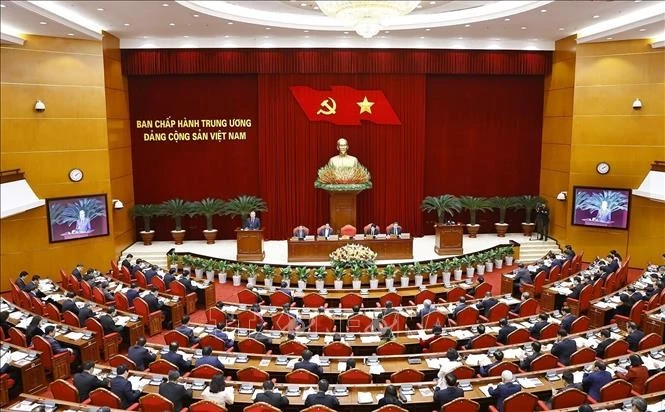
[289,85,401,126]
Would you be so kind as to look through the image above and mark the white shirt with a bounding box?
[201,386,235,406]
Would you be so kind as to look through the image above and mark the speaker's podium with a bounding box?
[235,229,265,262]
[434,224,464,255]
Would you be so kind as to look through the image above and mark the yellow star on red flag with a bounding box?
[357,96,374,114]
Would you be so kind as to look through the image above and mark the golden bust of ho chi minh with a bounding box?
[315,138,372,191]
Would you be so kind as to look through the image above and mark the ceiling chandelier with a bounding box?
[316,1,421,38]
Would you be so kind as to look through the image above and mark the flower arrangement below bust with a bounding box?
[315,164,372,191]
[330,243,377,268]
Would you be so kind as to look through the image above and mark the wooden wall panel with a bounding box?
[0,119,108,152]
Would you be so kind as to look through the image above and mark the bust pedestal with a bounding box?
[328,190,361,231]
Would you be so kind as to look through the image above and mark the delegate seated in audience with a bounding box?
[433,373,464,408]
[510,292,531,314]
[121,254,133,271]
[294,349,323,378]
[163,268,177,290]
[60,292,79,315]
[210,322,234,349]
[563,245,576,260]
[626,321,645,352]
[110,364,141,409]
[451,297,467,319]
[159,370,192,411]
[74,361,109,401]
[569,277,585,300]
[201,373,234,407]
[615,354,649,394]
[465,324,487,350]
[560,370,583,392]
[551,329,577,366]
[382,301,397,317]
[497,318,517,344]
[44,325,75,357]
[467,275,485,296]
[582,360,612,401]
[176,315,199,345]
[24,315,44,345]
[626,286,643,303]
[163,342,191,374]
[418,299,434,320]
[0,311,10,337]
[513,263,532,294]
[534,259,550,276]
[294,226,308,240]
[249,322,272,347]
[278,281,292,298]
[99,307,124,335]
[595,329,615,358]
[600,254,620,277]
[480,350,504,377]
[519,341,542,371]
[143,265,158,285]
[614,294,633,318]
[420,325,443,349]
[128,337,156,371]
[178,271,198,293]
[125,283,141,307]
[77,303,94,328]
[631,397,648,412]
[282,303,304,330]
[488,370,521,412]
[71,265,84,282]
[15,271,31,291]
[529,313,550,339]
[195,346,225,370]
[559,306,576,333]
[377,385,406,407]
[254,380,289,408]
[304,379,340,408]
[476,292,499,317]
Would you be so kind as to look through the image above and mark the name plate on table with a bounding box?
[401,233,411,239]
[353,235,365,240]
[305,235,315,241]
[375,234,387,239]
[328,235,339,240]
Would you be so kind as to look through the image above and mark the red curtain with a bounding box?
[122,49,551,76]
[423,75,544,233]
[258,74,426,239]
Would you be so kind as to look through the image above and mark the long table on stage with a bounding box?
[287,236,413,262]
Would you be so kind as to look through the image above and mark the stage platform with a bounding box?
[123,233,560,269]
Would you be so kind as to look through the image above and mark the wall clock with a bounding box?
[69,168,83,182]
[596,162,610,175]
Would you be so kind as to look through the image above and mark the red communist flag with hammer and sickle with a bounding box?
[289,85,401,126]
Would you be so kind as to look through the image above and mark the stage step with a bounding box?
[517,238,560,263]
[120,248,169,269]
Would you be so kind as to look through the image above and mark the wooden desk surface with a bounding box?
[287,236,414,262]
[9,394,126,412]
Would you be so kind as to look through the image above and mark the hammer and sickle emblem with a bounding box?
[316,97,337,115]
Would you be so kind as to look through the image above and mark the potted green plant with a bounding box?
[280,266,292,288]
[224,195,268,228]
[160,198,195,244]
[451,257,463,280]
[245,264,258,288]
[130,204,160,245]
[383,264,396,289]
[181,254,193,273]
[440,259,453,284]
[427,261,440,285]
[398,264,411,288]
[367,265,379,289]
[203,259,215,281]
[296,266,310,289]
[351,264,363,289]
[481,251,494,273]
[216,260,229,284]
[493,248,504,269]
[490,196,519,237]
[314,267,327,290]
[231,262,243,286]
[190,257,203,278]
[411,262,424,287]
[190,198,226,244]
[459,196,492,237]
[471,253,485,275]
[504,246,515,266]
[333,265,345,289]
[420,194,462,225]
[167,252,180,270]
[516,195,544,237]
[262,264,275,287]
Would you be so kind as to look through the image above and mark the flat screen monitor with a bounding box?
[571,186,631,230]
[46,194,109,243]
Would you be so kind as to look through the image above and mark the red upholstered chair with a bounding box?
[0,328,6,343]
[244,402,281,412]
[79,281,92,299]
[59,269,70,291]
[506,328,530,345]
[171,280,197,314]
[378,292,402,308]
[410,289,437,305]
[134,297,164,336]
[488,392,537,412]
[237,338,270,354]
[45,303,62,322]
[467,282,492,300]
[568,348,596,366]
[237,366,270,382]
[479,302,509,322]
[566,285,592,316]
[602,271,618,295]
[92,287,110,305]
[339,293,363,309]
[303,292,328,308]
[570,316,591,334]
[30,295,44,315]
[383,312,407,331]
[114,292,132,312]
[286,369,319,384]
[347,314,373,333]
[612,300,645,328]
[189,364,223,379]
[191,401,227,412]
[135,271,148,289]
[120,266,132,284]
[271,313,296,331]
[292,226,310,238]
[0,372,15,406]
[521,271,546,298]
[50,379,86,403]
[32,335,72,379]
[17,291,31,311]
[509,298,538,319]
[591,279,603,300]
[62,311,80,328]
[372,405,409,412]
[530,354,559,371]
[639,333,662,350]
[448,306,478,327]
[446,287,466,303]
[647,294,660,310]
[199,335,229,352]
[389,368,423,383]
[279,340,307,355]
[340,224,357,236]
[90,388,138,410]
[428,337,457,353]
[206,307,229,325]
[164,330,190,348]
[441,398,480,412]
[8,327,28,348]
[237,310,264,330]
[152,276,167,292]
[604,340,630,358]
[109,354,137,370]
[469,334,497,349]
[417,311,447,330]
[595,379,632,402]
[68,275,81,295]
[548,265,562,283]
[338,368,372,384]
[110,260,120,278]
[538,388,587,410]
[323,342,353,357]
[485,361,520,378]
[376,341,406,356]
[535,323,559,340]
[450,365,476,380]
[309,315,336,332]
[561,260,571,277]
[644,372,665,393]
[139,393,180,412]
[269,291,292,307]
[86,317,121,360]
[302,406,338,412]
[149,359,178,374]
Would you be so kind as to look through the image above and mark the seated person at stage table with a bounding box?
[128,337,156,371]
[255,380,289,408]
[476,292,499,317]
[243,210,261,230]
[195,346,225,370]
[294,349,324,378]
[365,223,381,236]
[497,318,517,344]
[305,379,340,409]
[582,360,612,401]
[318,223,334,238]
[159,370,193,411]
[163,342,191,374]
[176,315,199,345]
[293,225,308,240]
[387,222,402,236]
[488,370,521,412]
[74,361,109,401]
[434,373,464,408]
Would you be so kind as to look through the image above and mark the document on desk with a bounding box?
[323,335,334,344]
[64,332,84,340]
[449,329,474,339]
[520,321,533,328]
[193,326,205,336]
[502,348,524,360]
[225,306,238,314]
[357,392,374,404]
[369,363,385,375]
[479,384,494,397]
[115,316,130,327]
[425,358,440,369]
[302,387,317,400]
[419,387,434,397]
[8,400,36,411]
[466,354,491,367]
[8,311,23,320]
[287,359,298,369]
[259,358,271,367]
[10,351,27,362]
[360,335,381,343]
[518,378,543,388]
[337,362,347,372]
[438,359,462,373]
[295,336,311,344]
[219,356,236,366]
[573,371,585,384]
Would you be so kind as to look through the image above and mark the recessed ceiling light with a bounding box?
[264,35,269,38]
[304,30,309,33]
[224,35,230,38]
[607,37,613,40]
[464,24,470,28]
[416,4,422,8]
[265,27,271,30]
[305,35,310,38]
[531,38,538,41]
[559,27,565,31]
[430,1,436,4]
[457,37,463,40]
[143,36,149,39]
[300,3,307,6]
[419,36,425,39]
[425,28,431,31]
[169,23,176,26]
[67,33,74,36]
[162,3,169,6]
[343,31,348,34]
[227,22,233,25]
[504,18,510,21]
[193,14,199,18]
[540,9,547,13]
[639,28,646,32]
[0,4,6,7]
[96,8,104,11]
[183,35,189,38]
[124,23,130,26]
[39,21,47,25]
[593,15,599,19]
[634,0,641,2]
[521,26,527,30]
[384,31,390,33]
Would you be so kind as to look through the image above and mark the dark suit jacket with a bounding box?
[318,227,333,237]
[434,386,464,408]
[143,270,157,285]
[255,391,289,408]
[163,351,190,374]
[73,371,106,401]
[489,382,521,412]
[595,338,615,358]
[16,277,28,291]
[388,225,402,236]
[615,303,632,318]
[210,329,234,349]
[99,314,123,335]
[159,381,192,411]
[293,360,323,378]
[452,303,467,319]
[249,331,272,347]
[626,330,645,351]
[244,217,261,230]
[195,355,224,370]
[163,273,176,289]
[78,307,94,328]
[519,351,541,371]
[602,260,620,275]
[418,306,434,320]
[61,299,79,315]
[514,269,532,285]
[176,325,199,344]
[497,325,517,344]
[128,345,155,371]
[479,360,500,377]
[560,314,575,333]
[476,298,499,317]
[551,338,577,365]
[304,391,340,408]
[294,228,307,239]
[143,293,162,312]
[126,289,140,306]
[530,321,549,339]
[110,376,140,408]
[179,277,196,293]
[570,284,585,300]
[377,396,404,407]
[25,325,44,345]
[45,335,68,354]
[582,370,612,401]
[71,269,83,282]
[121,259,132,271]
